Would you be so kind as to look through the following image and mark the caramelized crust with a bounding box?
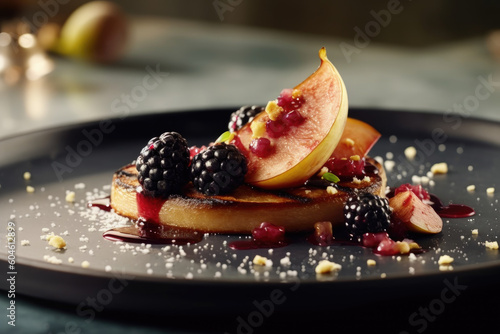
[110,158,386,233]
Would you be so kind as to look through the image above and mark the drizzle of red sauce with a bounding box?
[87,196,112,212]
[429,194,475,218]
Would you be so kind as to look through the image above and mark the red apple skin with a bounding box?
[389,190,443,234]
[329,117,381,159]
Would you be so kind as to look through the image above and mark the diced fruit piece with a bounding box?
[362,232,390,248]
[389,190,443,234]
[252,222,286,244]
[394,183,430,201]
[328,118,381,160]
[310,221,334,246]
[234,48,349,189]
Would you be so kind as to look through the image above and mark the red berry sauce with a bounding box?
[429,194,475,218]
[102,187,203,245]
[394,183,430,201]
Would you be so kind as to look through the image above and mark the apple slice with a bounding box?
[234,48,348,189]
[329,117,381,159]
[389,190,443,234]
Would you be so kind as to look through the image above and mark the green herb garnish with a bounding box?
[322,172,340,183]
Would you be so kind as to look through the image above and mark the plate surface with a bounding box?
[1,108,499,314]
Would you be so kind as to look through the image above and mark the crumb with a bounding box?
[21,240,30,246]
[472,229,479,235]
[315,260,341,274]
[439,265,454,271]
[23,172,31,180]
[74,183,86,189]
[26,186,35,193]
[65,191,76,203]
[43,255,62,265]
[350,155,360,161]
[68,257,74,263]
[385,152,394,160]
[485,241,499,250]
[438,255,454,265]
[486,187,495,195]
[344,138,355,147]
[81,260,90,268]
[389,135,397,143]
[352,177,361,184]
[380,273,387,278]
[384,160,395,172]
[362,176,370,182]
[367,259,376,266]
[105,265,112,272]
[252,255,268,266]
[431,162,448,174]
[326,186,338,195]
[468,165,474,172]
[467,185,475,192]
[48,235,66,249]
[396,241,410,254]
[404,146,417,160]
[317,167,329,177]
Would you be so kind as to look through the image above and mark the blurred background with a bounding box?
[1,0,500,138]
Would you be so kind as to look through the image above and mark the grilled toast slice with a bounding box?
[110,157,386,234]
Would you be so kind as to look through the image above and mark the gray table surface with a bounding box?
[1,16,500,334]
[1,17,499,140]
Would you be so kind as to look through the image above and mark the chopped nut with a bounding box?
[485,241,499,250]
[252,255,268,266]
[404,146,417,160]
[265,100,284,121]
[466,185,476,192]
[23,172,31,180]
[315,260,342,274]
[486,187,495,195]
[65,191,76,203]
[317,167,329,177]
[431,162,448,174]
[48,235,66,249]
[438,255,454,265]
[326,186,338,195]
[471,229,479,235]
[250,120,266,139]
[344,138,355,147]
[367,259,377,266]
[396,241,410,254]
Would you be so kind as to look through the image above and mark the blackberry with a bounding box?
[190,143,247,196]
[136,132,190,197]
[228,105,264,132]
[344,193,392,242]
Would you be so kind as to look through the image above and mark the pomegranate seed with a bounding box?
[266,119,288,138]
[324,157,365,176]
[283,110,304,126]
[250,138,273,157]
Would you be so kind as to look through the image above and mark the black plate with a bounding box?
[1,108,499,317]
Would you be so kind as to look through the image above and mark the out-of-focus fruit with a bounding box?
[389,190,442,234]
[54,1,128,63]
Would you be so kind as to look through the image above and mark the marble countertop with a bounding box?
[1,17,499,140]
